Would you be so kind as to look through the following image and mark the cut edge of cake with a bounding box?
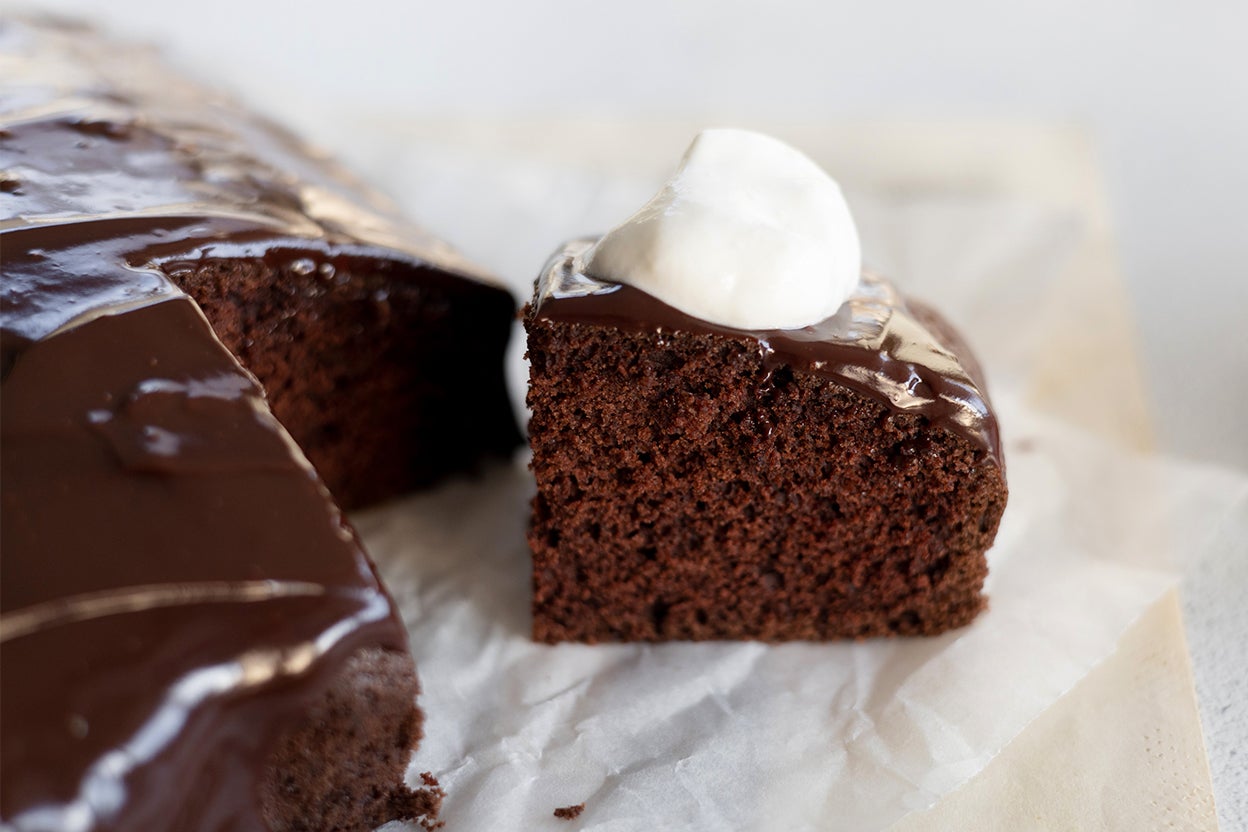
[524,239,1007,643]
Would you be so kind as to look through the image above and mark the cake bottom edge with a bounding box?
[260,647,443,831]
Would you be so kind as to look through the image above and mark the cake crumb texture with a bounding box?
[174,255,520,510]
[526,316,1007,642]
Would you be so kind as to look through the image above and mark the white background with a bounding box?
[5,0,1246,824]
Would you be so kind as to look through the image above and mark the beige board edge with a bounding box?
[877,125,1211,830]
[889,590,1217,831]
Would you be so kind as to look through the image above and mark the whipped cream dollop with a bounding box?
[583,128,861,331]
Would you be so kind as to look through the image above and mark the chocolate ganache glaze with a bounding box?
[1,17,501,831]
[534,239,1002,464]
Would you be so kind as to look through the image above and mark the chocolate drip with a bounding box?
[533,239,1002,464]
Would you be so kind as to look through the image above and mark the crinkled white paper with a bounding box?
[350,137,1248,831]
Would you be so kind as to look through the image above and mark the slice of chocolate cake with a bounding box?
[524,130,1007,643]
[1,17,517,831]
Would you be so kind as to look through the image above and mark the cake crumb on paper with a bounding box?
[409,772,445,830]
[554,803,585,820]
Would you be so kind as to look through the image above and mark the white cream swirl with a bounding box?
[583,129,861,330]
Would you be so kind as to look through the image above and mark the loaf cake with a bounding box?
[1,17,518,830]
[525,130,1007,643]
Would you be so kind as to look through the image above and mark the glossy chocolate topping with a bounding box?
[0,17,473,831]
[533,239,1002,464]
[1,16,497,356]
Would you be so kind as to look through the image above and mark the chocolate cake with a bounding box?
[525,240,1007,643]
[1,18,518,831]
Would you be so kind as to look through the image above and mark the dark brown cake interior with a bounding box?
[172,252,520,510]
[261,649,443,832]
[526,312,1007,643]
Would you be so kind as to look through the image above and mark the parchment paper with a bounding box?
[346,133,1248,831]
